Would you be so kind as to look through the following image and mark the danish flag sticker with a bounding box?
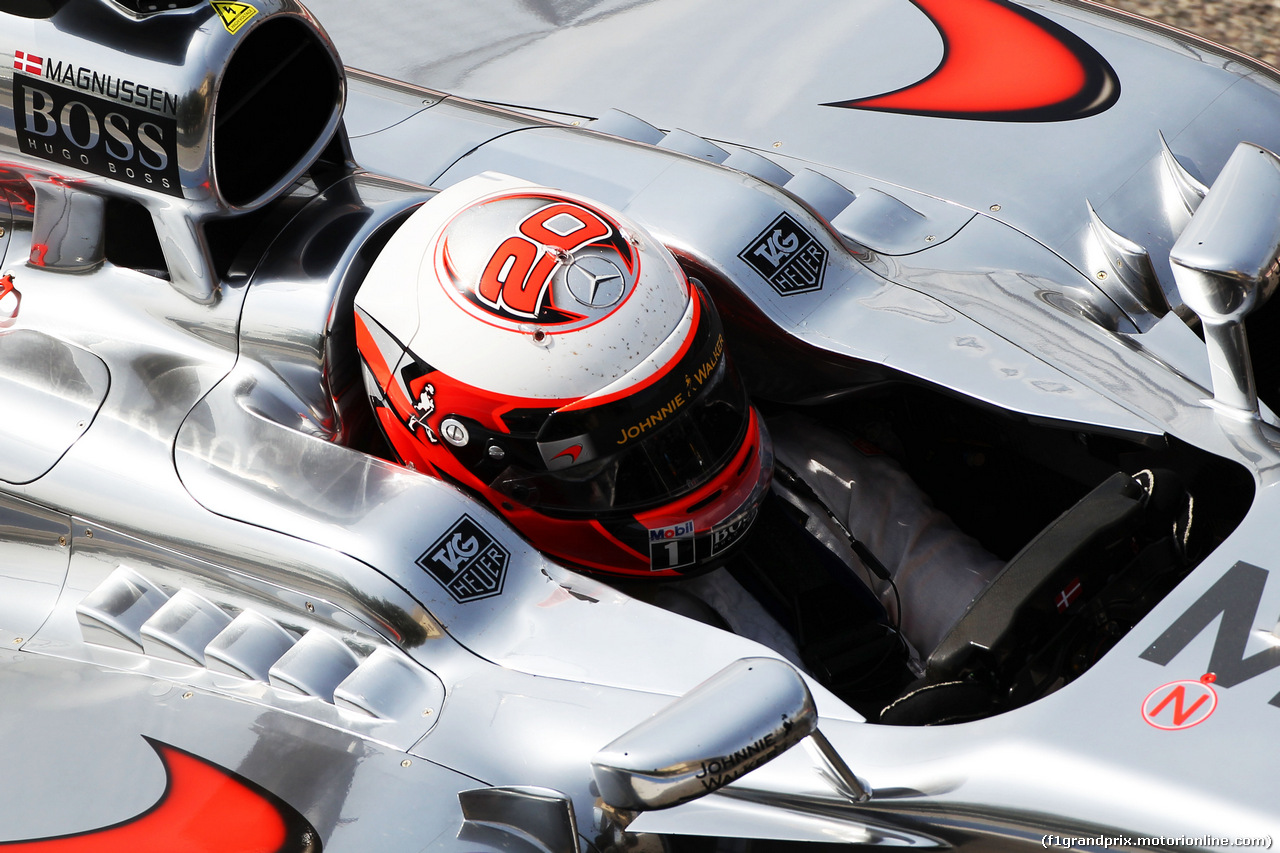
[1054,577,1082,613]
[13,50,42,75]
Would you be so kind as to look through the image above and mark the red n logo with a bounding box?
[1141,680,1217,730]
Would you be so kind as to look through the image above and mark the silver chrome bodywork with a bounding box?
[5,0,1280,849]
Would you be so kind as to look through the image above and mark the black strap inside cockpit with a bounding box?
[727,489,913,710]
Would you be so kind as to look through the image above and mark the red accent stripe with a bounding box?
[862,0,1084,112]
[354,311,416,419]
[829,0,1117,121]
[0,741,310,852]
[353,312,394,389]
[587,518,649,565]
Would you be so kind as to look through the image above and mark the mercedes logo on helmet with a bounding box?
[565,256,626,309]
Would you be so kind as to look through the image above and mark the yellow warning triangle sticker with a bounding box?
[211,1,257,34]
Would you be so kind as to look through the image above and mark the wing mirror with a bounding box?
[591,657,867,811]
[1170,142,1280,416]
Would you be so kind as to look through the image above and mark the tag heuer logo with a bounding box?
[418,516,509,603]
[739,213,827,296]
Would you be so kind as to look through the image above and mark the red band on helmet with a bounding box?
[355,310,417,420]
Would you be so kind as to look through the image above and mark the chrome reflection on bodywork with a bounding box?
[588,108,666,145]
[1171,142,1280,417]
[205,610,297,681]
[140,588,234,665]
[1084,201,1169,331]
[829,188,968,257]
[459,786,579,853]
[1160,131,1208,216]
[0,493,70,645]
[28,183,104,271]
[583,104,974,258]
[57,531,449,747]
[0,328,109,484]
[75,563,168,652]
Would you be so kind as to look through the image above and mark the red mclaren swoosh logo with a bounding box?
[0,738,321,852]
[552,444,583,464]
[825,0,1119,121]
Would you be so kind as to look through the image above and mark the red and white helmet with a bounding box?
[354,174,770,578]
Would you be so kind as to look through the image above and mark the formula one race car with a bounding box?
[2,0,1280,849]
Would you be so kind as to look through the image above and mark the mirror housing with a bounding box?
[591,657,817,812]
[1170,142,1280,416]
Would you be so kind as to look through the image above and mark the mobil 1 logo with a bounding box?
[13,68,181,197]
[650,520,695,571]
[418,515,510,603]
[739,213,827,296]
[649,508,758,572]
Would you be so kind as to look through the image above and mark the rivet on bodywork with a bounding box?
[989,204,1002,212]
[182,691,193,699]
[401,759,412,768]
[305,602,315,613]
[1097,271,1109,280]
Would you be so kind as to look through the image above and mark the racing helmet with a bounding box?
[353,173,771,578]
